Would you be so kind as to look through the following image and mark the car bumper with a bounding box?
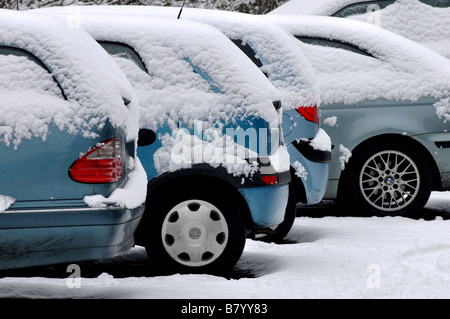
[288,140,331,205]
[239,182,289,229]
[0,204,145,270]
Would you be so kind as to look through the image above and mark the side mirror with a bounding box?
[138,129,156,147]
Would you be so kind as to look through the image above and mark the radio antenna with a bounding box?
[177,0,187,19]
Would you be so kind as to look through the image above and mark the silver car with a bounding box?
[267,15,450,216]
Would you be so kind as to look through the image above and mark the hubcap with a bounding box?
[161,199,228,267]
[359,150,420,212]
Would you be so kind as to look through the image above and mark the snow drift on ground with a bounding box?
[1,191,450,299]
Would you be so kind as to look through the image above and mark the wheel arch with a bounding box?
[337,133,441,200]
[134,171,252,245]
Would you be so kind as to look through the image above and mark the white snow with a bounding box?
[268,0,450,59]
[348,0,450,59]
[268,0,364,15]
[292,160,308,180]
[266,14,450,115]
[1,9,140,143]
[309,128,331,152]
[0,195,15,213]
[36,5,321,111]
[338,144,352,170]
[323,116,338,127]
[83,157,147,209]
[2,191,450,299]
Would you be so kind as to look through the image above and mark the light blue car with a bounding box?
[0,10,146,270]
[268,15,450,216]
[37,9,293,273]
[63,5,333,242]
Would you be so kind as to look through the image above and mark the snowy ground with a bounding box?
[1,191,450,300]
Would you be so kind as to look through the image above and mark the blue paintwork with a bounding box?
[138,112,289,228]
[0,46,143,269]
[283,109,331,204]
[239,184,289,227]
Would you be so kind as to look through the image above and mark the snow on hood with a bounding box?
[266,14,450,111]
[268,0,364,15]
[35,7,283,130]
[3,9,140,143]
[38,5,320,111]
[348,0,450,59]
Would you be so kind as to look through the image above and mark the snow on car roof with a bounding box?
[266,14,450,118]
[1,9,139,145]
[268,0,364,15]
[36,7,284,130]
[347,0,450,59]
[38,5,320,111]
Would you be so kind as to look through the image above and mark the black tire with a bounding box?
[145,186,246,274]
[257,184,297,243]
[339,139,432,217]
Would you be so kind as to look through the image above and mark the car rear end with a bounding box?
[0,11,145,270]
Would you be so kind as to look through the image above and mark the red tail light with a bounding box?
[261,175,278,185]
[297,105,319,124]
[69,138,122,183]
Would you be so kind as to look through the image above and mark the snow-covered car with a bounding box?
[268,0,450,59]
[0,10,146,270]
[35,8,294,273]
[266,14,450,216]
[46,5,332,243]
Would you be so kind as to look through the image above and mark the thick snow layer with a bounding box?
[349,0,450,59]
[3,9,140,143]
[266,15,450,112]
[1,191,450,299]
[35,8,291,176]
[268,0,450,59]
[37,5,320,111]
[34,8,282,128]
[268,0,364,15]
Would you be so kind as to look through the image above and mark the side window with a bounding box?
[100,41,220,94]
[332,0,396,17]
[99,41,148,73]
[231,39,268,78]
[296,36,375,58]
[0,46,65,98]
[419,0,450,7]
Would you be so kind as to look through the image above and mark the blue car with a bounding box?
[55,5,332,243]
[37,9,292,273]
[0,11,146,270]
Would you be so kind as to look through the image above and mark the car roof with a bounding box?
[266,14,450,107]
[268,0,365,16]
[35,8,286,129]
[1,9,139,143]
[37,5,320,110]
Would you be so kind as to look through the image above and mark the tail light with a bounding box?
[69,138,122,183]
[297,105,319,124]
[261,175,278,185]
